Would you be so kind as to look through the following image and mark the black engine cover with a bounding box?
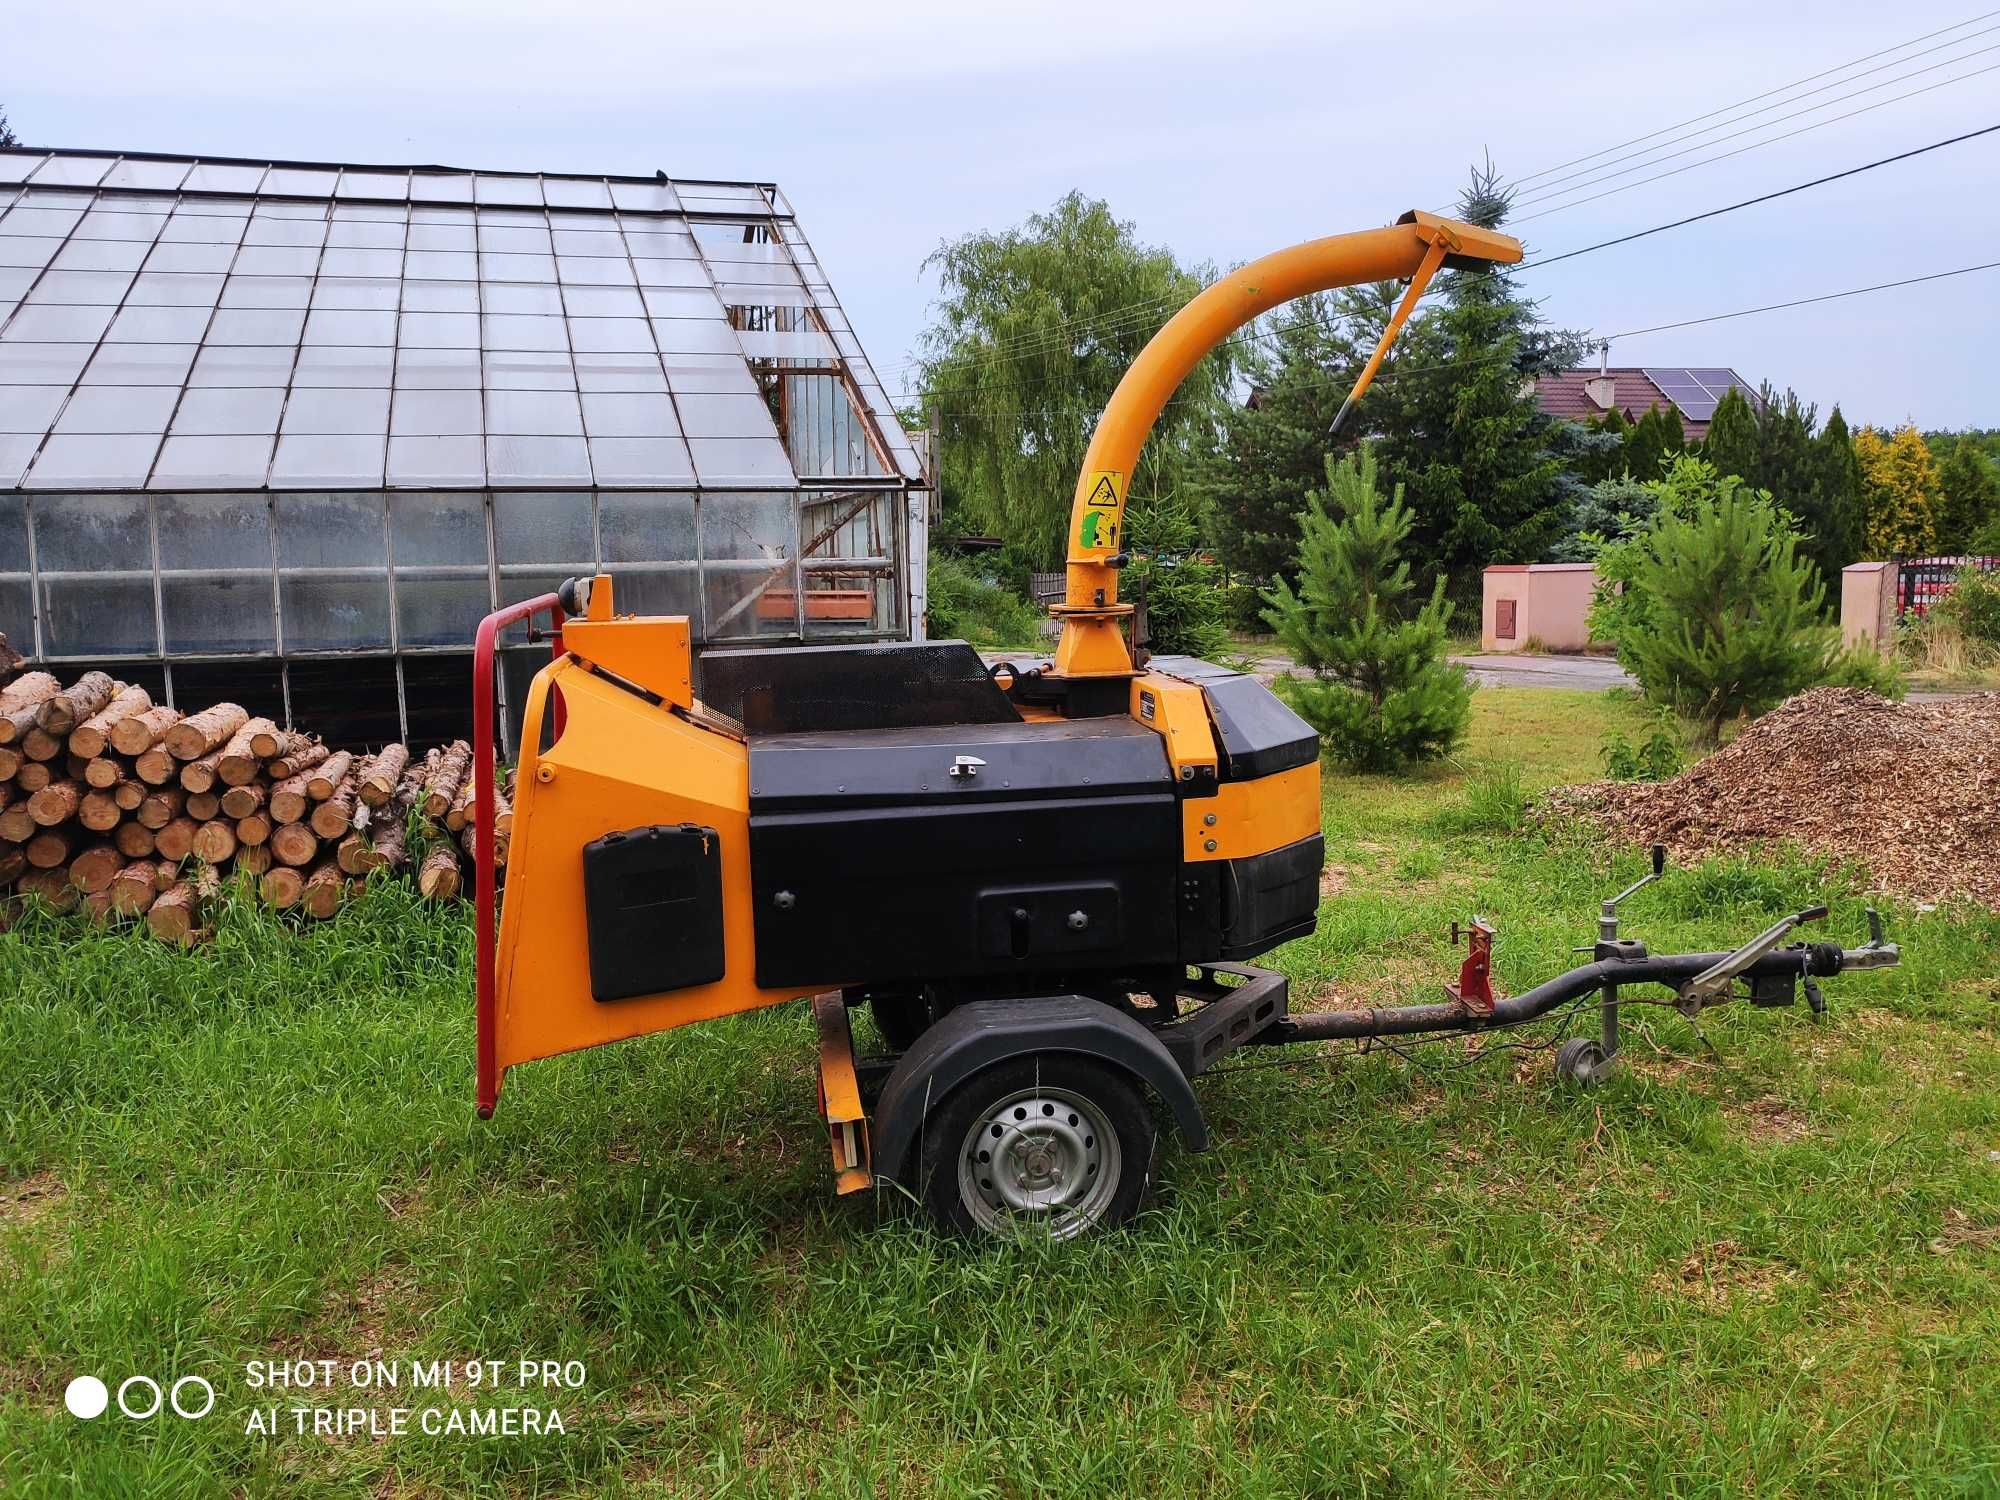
[746,718,1179,989]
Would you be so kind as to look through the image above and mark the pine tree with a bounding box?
[1600,456,1883,741]
[0,108,16,150]
[1124,489,1228,658]
[1262,447,1471,772]
[1197,287,1395,587]
[1573,407,1630,483]
[1699,383,1858,589]
[1856,425,1943,556]
[1368,161,1590,603]
[1701,387,1760,481]
[1809,406,1865,576]
[1623,403,1688,482]
[1935,442,2000,551]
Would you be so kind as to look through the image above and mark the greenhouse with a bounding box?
[0,147,927,750]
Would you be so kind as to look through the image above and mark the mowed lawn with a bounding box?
[4,688,1999,1497]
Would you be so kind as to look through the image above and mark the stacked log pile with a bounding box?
[0,672,510,943]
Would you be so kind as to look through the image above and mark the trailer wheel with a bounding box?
[916,1056,1154,1240]
[1554,1036,1613,1088]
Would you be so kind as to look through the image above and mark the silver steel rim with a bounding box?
[957,1083,1121,1239]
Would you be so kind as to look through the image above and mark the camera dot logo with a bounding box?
[63,1372,215,1421]
[64,1375,109,1420]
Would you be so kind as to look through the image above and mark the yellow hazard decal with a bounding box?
[1074,470,1125,556]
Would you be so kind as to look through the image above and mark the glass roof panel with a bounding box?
[336,170,410,200]
[1,384,70,433]
[0,434,38,484]
[486,433,590,484]
[153,433,275,486]
[475,175,544,207]
[171,386,287,435]
[264,167,339,196]
[608,181,680,213]
[53,385,180,433]
[184,162,268,193]
[23,432,163,487]
[269,431,386,486]
[0,154,910,495]
[386,433,485,486]
[101,158,192,191]
[687,436,794,485]
[588,436,695,485]
[543,178,613,210]
[30,156,117,188]
[410,173,475,204]
[0,154,48,186]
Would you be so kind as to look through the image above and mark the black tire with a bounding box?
[1555,1035,1611,1088]
[869,992,932,1052]
[913,1055,1155,1240]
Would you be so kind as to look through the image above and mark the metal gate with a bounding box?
[1897,554,2000,617]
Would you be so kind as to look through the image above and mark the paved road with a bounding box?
[1242,650,1634,691]
[1448,652,1634,690]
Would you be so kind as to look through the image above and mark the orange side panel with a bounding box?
[492,658,828,1081]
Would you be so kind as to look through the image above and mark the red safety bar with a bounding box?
[473,591,565,1118]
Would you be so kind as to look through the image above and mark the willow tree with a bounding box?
[916,193,1238,570]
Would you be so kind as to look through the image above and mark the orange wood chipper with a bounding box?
[468,210,1899,1238]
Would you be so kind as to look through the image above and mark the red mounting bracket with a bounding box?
[1446,917,1496,1016]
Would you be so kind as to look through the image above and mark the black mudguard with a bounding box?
[869,995,1210,1182]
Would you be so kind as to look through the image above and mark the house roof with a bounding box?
[1533,365,1757,443]
[0,147,920,491]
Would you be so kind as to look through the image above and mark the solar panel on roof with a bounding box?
[0,146,925,488]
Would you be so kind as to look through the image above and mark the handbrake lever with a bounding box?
[1676,904,1828,1015]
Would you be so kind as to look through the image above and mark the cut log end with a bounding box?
[418,846,461,901]
[147,881,201,943]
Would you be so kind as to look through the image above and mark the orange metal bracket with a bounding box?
[813,993,872,1195]
[1050,211,1521,683]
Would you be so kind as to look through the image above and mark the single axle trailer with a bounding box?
[466,207,1901,1238]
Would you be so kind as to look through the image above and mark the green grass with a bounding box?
[5,686,2000,1496]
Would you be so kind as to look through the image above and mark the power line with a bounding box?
[893,125,2000,406]
[1521,121,2000,266]
[1507,16,2000,200]
[1514,63,2000,224]
[890,17,2000,386]
[1601,260,2000,339]
[906,259,2000,425]
[1509,38,2000,214]
[895,26,1999,382]
[898,123,2000,398]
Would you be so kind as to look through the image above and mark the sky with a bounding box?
[6,0,1997,430]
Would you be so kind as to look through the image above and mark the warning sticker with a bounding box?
[1074,470,1125,556]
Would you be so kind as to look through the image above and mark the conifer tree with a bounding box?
[1367,162,1588,602]
[1623,403,1687,481]
[1700,387,1760,481]
[1809,406,1866,576]
[1935,442,1999,551]
[1594,456,1892,741]
[1124,489,1228,659]
[1262,447,1471,771]
[1197,287,1395,587]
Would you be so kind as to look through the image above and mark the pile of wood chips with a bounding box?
[1544,687,2000,909]
[0,670,510,943]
